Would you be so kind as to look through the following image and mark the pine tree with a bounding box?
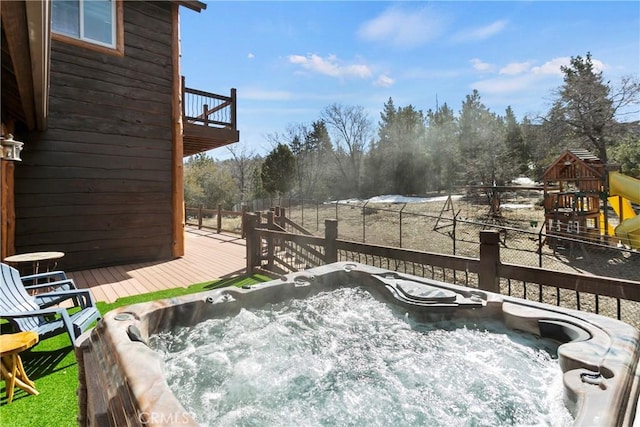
[548,52,640,163]
[261,144,296,197]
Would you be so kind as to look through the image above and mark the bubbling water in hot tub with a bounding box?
[149,287,574,426]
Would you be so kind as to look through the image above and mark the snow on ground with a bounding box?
[327,178,541,205]
[502,203,535,209]
[368,194,464,204]
[512,176,539,186]
[328,194,465,204]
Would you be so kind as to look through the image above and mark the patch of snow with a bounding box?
[502,203,535,209]
[512,177,538,186]
[324,198,364,205]
[327,194,465,204]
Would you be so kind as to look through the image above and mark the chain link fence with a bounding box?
[250,197,637,282]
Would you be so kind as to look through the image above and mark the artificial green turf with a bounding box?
[0,273,271,426]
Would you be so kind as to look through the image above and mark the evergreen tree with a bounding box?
[425,103,458,192]
[504,106,529,175]
[371,98,428,195]
[261,144,296,197]
[546,52,640,163]
[610,132,640,178]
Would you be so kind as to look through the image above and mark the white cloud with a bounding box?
[374,74,395,87]
[357,6,448,49]
[499,61,532,75]
[288,54,372,79]
[470,58,494,72]
[531,56,607,76]
[531,57,570,76]
[472,55,610,96]
[471,58,562,95]
[247,53,255,59]
[452,20,508,43]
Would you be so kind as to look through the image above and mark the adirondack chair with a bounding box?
[20,269,70,286]
[18,268,77,308]
[0,263,101,346]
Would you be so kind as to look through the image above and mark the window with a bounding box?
[52,0,123,53]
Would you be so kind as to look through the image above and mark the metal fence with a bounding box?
[242,197,639,283]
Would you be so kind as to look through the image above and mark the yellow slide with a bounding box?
[608,172,640,249]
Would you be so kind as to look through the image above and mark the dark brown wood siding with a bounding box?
[14,2,176,271]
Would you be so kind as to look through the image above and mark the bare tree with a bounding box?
[321,103,373,195]
[226,142,257,205]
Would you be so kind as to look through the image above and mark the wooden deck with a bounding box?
[67,226,247,303]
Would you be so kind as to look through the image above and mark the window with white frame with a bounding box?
[52,0,116,49]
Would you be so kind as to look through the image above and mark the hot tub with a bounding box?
[76,262,640,426]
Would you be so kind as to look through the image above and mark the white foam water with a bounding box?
[149,287,574,426]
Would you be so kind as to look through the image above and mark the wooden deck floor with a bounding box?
[67,227,247,303]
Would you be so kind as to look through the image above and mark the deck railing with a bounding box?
[185,204,246,235]
[244,212,640,328]
[182,77,236,129]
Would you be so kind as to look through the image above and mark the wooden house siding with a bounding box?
[14,2,177,270]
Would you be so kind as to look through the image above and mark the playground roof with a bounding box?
[568,149,601,162]
[542,149,604,183]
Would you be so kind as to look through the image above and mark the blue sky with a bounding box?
[179,1,640,158]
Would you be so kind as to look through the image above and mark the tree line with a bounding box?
[185,53,639,209]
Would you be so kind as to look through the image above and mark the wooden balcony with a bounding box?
[182,77,239,157]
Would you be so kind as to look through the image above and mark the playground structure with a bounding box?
[606,171,640,248]
[542,149,639,249]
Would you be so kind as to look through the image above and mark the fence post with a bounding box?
[275,208,285,249]
[266,211,275,270]
[399,211,403,248]
[202,103,209,126]
[217,204,222,233]
[198,204,203,229]
[362,200,369,243]
[241,204,247,238]
[479,230,500,293]
[230,88,237,130]
[538,227,543,268]
[452,215,457,256]
[325,219,338,263]
[245,213,259,274]
[399,203,407,248]
[279,207,286,230]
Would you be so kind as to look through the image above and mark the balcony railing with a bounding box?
[181,77,239,156]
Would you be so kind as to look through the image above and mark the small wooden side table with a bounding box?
[0,332,40,404]
[3,251,65,276]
